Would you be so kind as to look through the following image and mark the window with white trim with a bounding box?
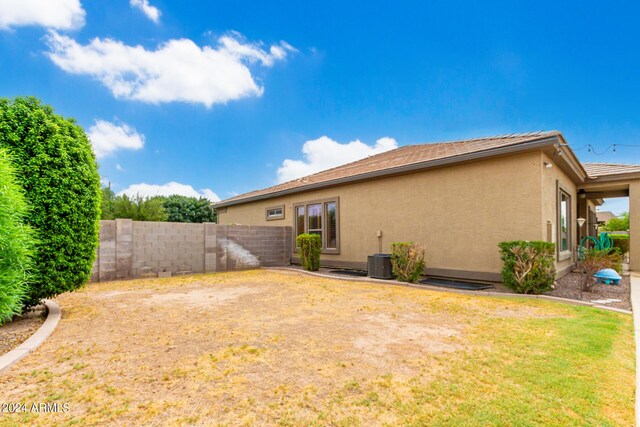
[265,205,284,220]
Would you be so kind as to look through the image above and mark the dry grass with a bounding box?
[0,270,634,426]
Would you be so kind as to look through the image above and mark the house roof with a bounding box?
[596,211,617,223]
[582,162,640,178]
[215,131,562,208]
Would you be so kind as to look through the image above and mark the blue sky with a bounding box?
[0,0,638,213]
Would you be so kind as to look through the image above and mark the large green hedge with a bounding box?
[0,148,35,323]
[0,97,101,307]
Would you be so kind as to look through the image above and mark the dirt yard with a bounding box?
[0,270,634,426]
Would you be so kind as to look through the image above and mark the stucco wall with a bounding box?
[540,152,578,274]
[630,181,640,270]
[219,151,549,279]
[91,220,292,282]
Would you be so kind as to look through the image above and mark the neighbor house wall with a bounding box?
[219,151,547,281]
[90,220,292,282]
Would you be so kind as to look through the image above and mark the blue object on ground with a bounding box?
[594,268,622,285]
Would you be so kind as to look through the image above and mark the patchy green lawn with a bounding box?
[0,270,634,426]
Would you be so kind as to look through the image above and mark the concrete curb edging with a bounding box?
[0,300,61,375]
[267,267,633,315]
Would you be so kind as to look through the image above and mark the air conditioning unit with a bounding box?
[367,254,393,279]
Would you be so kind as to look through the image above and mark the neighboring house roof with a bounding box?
[582,162,640,178]
[596,211,617,223]
[215,131,562,208]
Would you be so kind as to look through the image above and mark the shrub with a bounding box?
[498,241,555,294]
[577,249,623,292]
[296,234,321,271]
[0,97,101,307]
[0,148,36,323]
[390,242,426,283]
[611,235,630,255]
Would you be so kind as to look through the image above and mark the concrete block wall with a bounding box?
[131,221,205,277]
[91,220,292,282]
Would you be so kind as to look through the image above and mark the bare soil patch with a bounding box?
[0,305,46,355]
[0,270,632,426]
[548,272,631,310]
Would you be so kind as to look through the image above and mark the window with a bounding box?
[307,204,322,237]
[326,202,337,249]
[560,193,568,251]
[294,198,339,253]
[265,205,284,221]
[557,186,572,260]
[296,205,305,235]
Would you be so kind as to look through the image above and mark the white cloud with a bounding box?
[199,189,221,202]
[45,31,296,107]
[0,0,85,30]
[119,182,221,202]
[130,0,161,23]
[277,136,398,183]
[88,120,145,159]
[115,164,123,171]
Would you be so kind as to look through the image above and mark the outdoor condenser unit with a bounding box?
[367,254,393,279]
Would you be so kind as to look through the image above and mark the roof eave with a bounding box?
[586,171,640,183]
[554,134,588,183]
[213,135,561,209]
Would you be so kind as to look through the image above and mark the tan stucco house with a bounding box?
[596,211,617,226]
[214,131,640,282]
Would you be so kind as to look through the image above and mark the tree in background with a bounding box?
[101,185,116,220]
[0,148,35,323]
[0,97,101,308]
[100,189,216,223]
[112,194,168,222]
[159,195,216,223]
[604,212,629,232]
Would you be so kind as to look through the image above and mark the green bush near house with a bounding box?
[390,242,426,283]
[611,235,630,255]
[296,234,321,271]
[0,97,101,308]
[498,241,555,294]
[0,148,36,323]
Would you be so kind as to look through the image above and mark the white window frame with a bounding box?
[265,205,285,221]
